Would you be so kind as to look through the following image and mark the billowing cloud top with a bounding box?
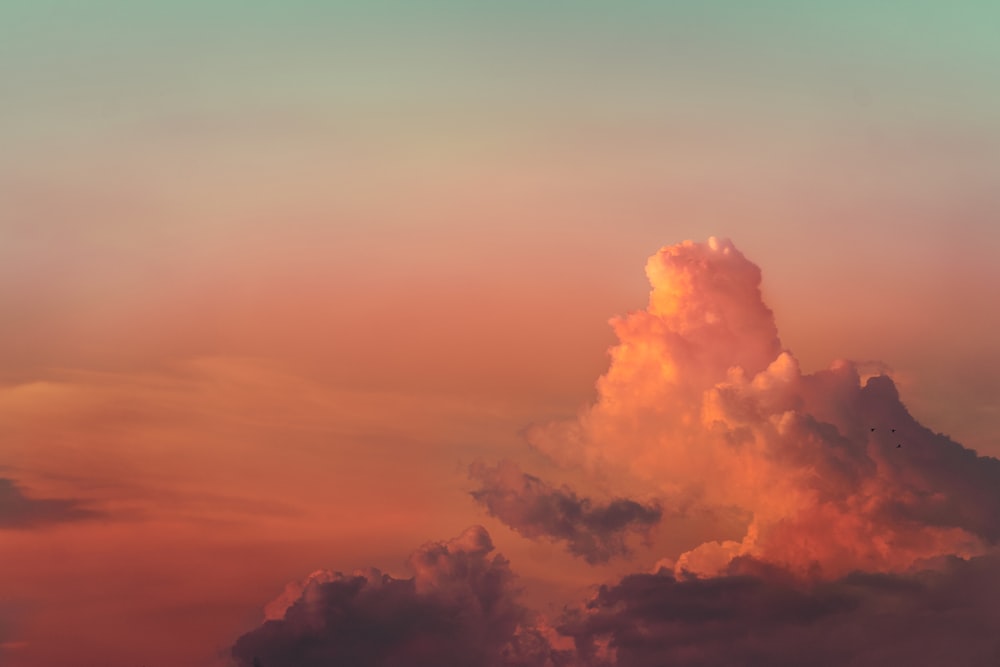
[528,237,1000,578]
[232,526,561,667]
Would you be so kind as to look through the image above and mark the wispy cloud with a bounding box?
[470,460,661,564]
[0,477,100,529]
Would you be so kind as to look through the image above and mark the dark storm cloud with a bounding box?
[857,375,1000,542]
[232,526,567,667]
[558,554,1000,667]
[0,477,100,529]
[469,461,662,564]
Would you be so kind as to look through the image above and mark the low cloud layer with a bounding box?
[232,526,564,667]
[561,554,1000,667]
[235,531,1000,667]
[0,477,99,529]
[469,461,662,564]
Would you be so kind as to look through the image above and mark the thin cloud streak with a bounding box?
[0,477,101,529]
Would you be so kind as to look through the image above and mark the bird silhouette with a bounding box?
[891,428,896,433]
[896,444,902,448]
[870,427,876,432]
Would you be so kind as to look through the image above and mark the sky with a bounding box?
[2,2,999,666]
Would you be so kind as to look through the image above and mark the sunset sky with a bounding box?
[3,3,1000,666]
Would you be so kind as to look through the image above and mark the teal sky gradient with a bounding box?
[4,2,1000,447]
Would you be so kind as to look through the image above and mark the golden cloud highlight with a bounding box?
[528,237,998,578]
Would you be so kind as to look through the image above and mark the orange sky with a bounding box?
[3,4,1000,666]
[3,232,998,665]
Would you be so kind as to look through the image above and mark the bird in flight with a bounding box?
[891,428,896,432]
[870,427,876,432]
[897,443,902,448]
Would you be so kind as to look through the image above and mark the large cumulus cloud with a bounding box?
[234,237,1000,667]
[469,460,662,564]
[232,526,566,667]
[527,237,1000,577]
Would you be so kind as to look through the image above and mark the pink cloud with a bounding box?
[233,238,1000,667]
[526,238,1000,578]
